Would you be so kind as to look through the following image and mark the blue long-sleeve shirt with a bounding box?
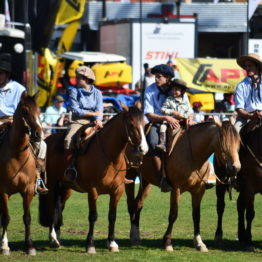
[69,85,103,121]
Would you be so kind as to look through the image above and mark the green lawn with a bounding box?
[1,186,261,261]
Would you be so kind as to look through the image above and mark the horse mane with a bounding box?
[77,106,144,154]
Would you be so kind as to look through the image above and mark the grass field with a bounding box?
[1,186,261,262]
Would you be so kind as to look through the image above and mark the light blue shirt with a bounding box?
[69,85,103,120]
[234,77,262,112]
[44,105,67,125]
[0,80,26,117]
[144,83,169,116]
[144,82,191,117]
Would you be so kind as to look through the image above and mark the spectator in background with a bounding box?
[43,95,67,137]
[222,93,235,112]
[192,101,205,123]
[143,63,155,88]
[167,56,180,79]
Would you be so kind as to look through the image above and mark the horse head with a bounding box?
[121,104,148,157]
[15,91,43,142]
[215,120,241,179]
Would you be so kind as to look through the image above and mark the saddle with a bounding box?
[72,122,97,154]
[240,118,261,146]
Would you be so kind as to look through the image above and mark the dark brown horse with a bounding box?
[0,92,43,255]
[236,118,262,251]
[125,120,241,252]
[39,105,148,253]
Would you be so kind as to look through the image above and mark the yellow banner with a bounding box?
[48,20,80,105]
[92,63,132,87]
[37,49,57,107]
[56,0,85,25]
[176,58,247,93]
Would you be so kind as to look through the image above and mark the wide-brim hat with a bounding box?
[237,53,262,70]
[54,95,65,102]
[171,79,188,91]
[151,64,174,78]
[76,65,96,81]
[0,53,12,73]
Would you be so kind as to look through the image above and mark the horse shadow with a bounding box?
[7,238,262,253]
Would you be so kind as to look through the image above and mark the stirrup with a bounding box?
[64,167,78,182]
[35,178,48,195]
[160,177,173,192]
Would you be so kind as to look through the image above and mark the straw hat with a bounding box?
[237,53,262,70]
[76,66,96,81]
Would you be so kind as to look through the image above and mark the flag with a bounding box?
[55,0,86,25]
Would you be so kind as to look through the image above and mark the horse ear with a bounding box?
[20,91,28,103]
[33,91,40,101]
[214,117,222,127]
[134,99,142,110]
[119,100,129,112]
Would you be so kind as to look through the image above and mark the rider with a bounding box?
[234,53,262,132]
[64,65,104,181]
[143,64,180,192]
[156,79,194,152]
[0,53,48,194]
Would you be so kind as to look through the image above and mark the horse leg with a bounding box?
[244,193,255,251]
[214,184,227,244]
[107,186,124,252]
[126,177,151,245]
[22,193,36,255]
[192,188,208,252]
[86,191,98,254]
[237,191,246,244]
[0,193,10,255]
[48,185,72,248]
[163,188,180,252]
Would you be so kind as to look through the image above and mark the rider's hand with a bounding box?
[94,119,103,129]
[255,111,262,118]
[164,115,180,129]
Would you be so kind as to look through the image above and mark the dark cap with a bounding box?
[0,53,12,73]
[151,64,174,78]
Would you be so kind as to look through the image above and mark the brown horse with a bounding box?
[0,92,43,255]
[38,105,148,253]
[236,118,262,251]
[125,120,241,252]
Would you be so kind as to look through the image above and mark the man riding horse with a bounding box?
[0,53,48,194]
[234,53,262,131]
[143,64,183,192]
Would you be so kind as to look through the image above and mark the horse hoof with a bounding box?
[27,248,37,256]
[165,245,173,252]
[214,235,223,246]
[87,246,96,254]
[196,245,208,253]
[245,245,256,252]
[50,240,61,249]
[130,238,141,246]
[107,241,119,252]
[109,246,119,252]
[1,249,10,255]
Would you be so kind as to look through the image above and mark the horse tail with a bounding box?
[39,182,67,228]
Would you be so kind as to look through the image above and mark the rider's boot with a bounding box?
[36,158,48,195]
[155,155,172,192]
[64,149,77,183]
[155,132,167,153]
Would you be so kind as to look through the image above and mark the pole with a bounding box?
[176,0,181,19]
[139,0,142,90]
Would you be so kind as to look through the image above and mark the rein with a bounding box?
[240,121,262,168]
